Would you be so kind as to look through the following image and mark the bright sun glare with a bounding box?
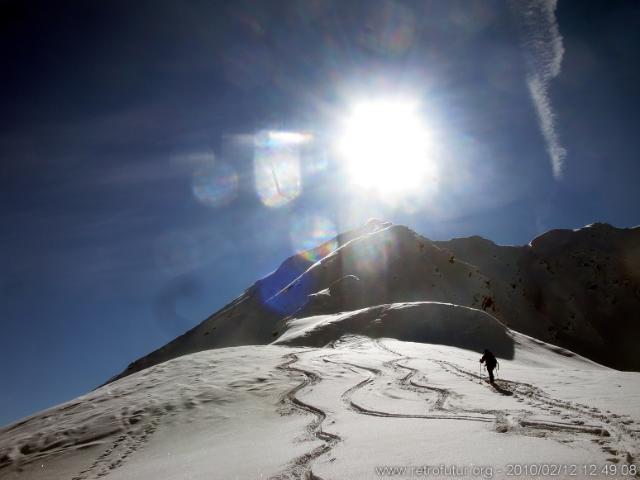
[338,99,436,196]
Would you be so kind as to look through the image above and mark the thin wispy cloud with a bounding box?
[510,0,566,179]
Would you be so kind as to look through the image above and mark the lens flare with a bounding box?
[254,130,310,207]
[154,232,200,276]
[192,163,238,208]
[290,215,338,262]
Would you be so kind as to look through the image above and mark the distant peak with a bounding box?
[575,222,615,231]
[529,222,621,251]
[365,218,393,231]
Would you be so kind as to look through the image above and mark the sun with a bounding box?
[337,99,436,196]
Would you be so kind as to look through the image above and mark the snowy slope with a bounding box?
[274,302,515,358]
[3,221,639,479]
[110,222,640,383]
[2,320,639,479]
[108,222,497,382]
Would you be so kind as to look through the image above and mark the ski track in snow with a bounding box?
[2,337,639,479]
[321,353,492,423]
[271,353,340,480]
[69,408,164,480]
[68,365,176,479]
[272,338,639,477]
[434,358,640,466]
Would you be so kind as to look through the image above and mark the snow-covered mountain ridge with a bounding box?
[2,219,640,478]
[435,222,640,370]
[2,330,639,479]
[111,221,640,382]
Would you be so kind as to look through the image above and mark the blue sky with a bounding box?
[2,0,640,426]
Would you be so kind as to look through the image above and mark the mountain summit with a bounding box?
[3,222,640,479]
[110,222,640,383]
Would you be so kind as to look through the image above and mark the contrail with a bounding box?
[510,0,566,179]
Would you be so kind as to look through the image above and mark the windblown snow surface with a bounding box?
[2,222,639,479]
[1,302,639,479]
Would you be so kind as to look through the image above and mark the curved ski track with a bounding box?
[271,353,340,480]
[46,337,639,479]
[303,339,638,472]
[434,358,640,466]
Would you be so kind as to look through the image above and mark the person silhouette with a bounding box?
[479,349,498,383]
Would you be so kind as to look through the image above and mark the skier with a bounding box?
[479,349,498,383]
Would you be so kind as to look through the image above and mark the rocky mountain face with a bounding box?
[109,221,640,383]
[435,223,640,371]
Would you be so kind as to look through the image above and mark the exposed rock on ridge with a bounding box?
[109,221,640,383]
